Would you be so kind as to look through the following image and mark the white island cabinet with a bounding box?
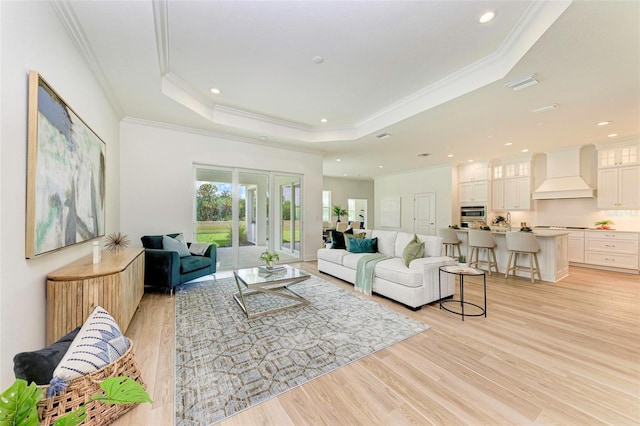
[454,230,569,282]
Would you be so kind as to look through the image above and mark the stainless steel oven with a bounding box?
[460,205,486,227]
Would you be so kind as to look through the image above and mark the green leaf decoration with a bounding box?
[0,379,42,426]
[91,377,152,405]
[52,406,86,426]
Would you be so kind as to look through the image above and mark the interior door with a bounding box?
[414,192,436,235]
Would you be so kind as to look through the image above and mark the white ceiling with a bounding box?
[58,0,639,179]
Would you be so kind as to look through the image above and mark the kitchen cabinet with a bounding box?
[584,231,639,271]
[492,177,531,210]
[596,140,640,209]
[459,162,489,182]
[568,231,585,263]
[598,144,638,168]
[597,165,640,209]
[459,181,488,203]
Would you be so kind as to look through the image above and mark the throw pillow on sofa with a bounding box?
[347,237,378,253]
[330,230,346,249]
[402,234,425,266]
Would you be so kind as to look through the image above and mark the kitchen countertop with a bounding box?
[453,229,570,237]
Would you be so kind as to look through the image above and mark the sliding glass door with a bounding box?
[195,166,302,270]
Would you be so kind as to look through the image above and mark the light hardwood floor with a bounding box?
[114,264,640,425]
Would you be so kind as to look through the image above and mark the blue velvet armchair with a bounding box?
[141,233,217,292]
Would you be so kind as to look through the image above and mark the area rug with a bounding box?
[175,274,429,425]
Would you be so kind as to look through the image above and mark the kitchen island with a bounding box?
[454,229,569,282]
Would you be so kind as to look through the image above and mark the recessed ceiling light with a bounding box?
[504,142,513,146]
[608,133,619,138]
[258,136,268,141]
[210,87,221,94]
[378,165,384,168]
[597,121,611,126]
[522,149,529,153]
[313,56,325,64]
[376,133,392,140]
[336,158,341,162]
[479,11,495,24]
[321,118,328,123]
[447,154,454,158]
[468,159,474,163]
[343,173,348,177]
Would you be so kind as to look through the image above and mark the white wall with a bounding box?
[0,2,121,387]
[373,165,456,233]
[119,120,324,261]
[323,177,375,226]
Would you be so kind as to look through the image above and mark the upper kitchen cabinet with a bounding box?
[596,139,640,209]
[458,162,489,203]
[491,157,532,211]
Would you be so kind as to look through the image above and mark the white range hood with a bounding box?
[532,146,596,200]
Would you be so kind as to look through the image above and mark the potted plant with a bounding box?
[457,255,467,266]
[259,250,280,269]
[595,219,614,230]
[332,205,347,222]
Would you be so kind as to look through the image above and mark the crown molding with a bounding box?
[153,0,572,144]
[152,0,170,75]
[121,116,325,156]
[50,0,124,118]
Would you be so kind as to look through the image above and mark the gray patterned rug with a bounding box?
[175,274,429,425]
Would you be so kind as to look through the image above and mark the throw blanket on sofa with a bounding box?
[355,254,389,296]
[189,242,211,256]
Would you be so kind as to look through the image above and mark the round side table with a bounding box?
[438,265,487,321]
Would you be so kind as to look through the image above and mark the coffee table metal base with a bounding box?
[233,267,310,319]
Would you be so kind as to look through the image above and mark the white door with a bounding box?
[414,192,436,235]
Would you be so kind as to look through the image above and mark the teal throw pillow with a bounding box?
[402,234,425,267]
[163,234,190,257]
[347,237,378,254]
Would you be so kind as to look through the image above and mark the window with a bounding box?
[322,191,331,222]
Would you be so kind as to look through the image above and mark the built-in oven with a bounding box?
[460,205,486,227]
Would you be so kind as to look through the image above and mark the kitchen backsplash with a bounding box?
[490,198,640,231]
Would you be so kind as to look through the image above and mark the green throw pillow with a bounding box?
[402,234,425,267]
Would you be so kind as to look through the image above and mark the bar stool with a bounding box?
[468,230,498,275]
[438,228,461,259]
[505,232,541,283]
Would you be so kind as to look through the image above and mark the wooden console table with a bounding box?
[46,247,144,345]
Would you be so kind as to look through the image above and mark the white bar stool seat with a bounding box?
[468,230,498,275]
[505,232,541,283]
[438,228,462,259]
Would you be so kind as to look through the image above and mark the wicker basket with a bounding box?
[37,338,146,426]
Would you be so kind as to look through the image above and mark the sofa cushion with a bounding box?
[330,230,346,250]
[402,235,425,266]
[394,232,415,258]
[347,237,378,253]
[180,256,212,274]
[374,257,424,288]
[317,248,351,264]
[163,234,191,257]
[342,253,374,269]
[370,230,398,257]
[417,234,444,257]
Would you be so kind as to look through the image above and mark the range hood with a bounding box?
[532,146,596,200]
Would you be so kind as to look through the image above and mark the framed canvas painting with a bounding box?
[26,71,106,258]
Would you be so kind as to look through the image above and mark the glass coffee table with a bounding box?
[233,265,311,319]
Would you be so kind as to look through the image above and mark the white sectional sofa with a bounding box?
[317,229,456,310]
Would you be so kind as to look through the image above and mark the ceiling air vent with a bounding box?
[532,104,558,113]
[506,74,539,91]
[376,133,391,140]
[418,153,431,157]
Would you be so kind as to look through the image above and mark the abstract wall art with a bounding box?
[26,71,106,258]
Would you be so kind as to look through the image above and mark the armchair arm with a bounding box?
[144,249,181,289]
[203,243,217,272]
